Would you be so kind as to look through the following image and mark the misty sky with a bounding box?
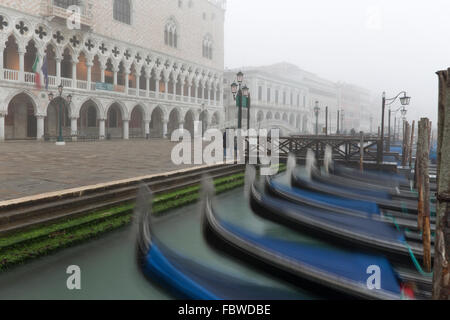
[224,0,449,124]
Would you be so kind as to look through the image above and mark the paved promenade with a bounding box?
[0,140,197,201]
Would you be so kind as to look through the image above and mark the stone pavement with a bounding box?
[0,139,197,201]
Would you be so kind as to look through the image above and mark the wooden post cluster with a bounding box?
[416,117,432,273]
[433,69,450,299]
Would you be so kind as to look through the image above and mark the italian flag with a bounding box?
[32,55,41,90]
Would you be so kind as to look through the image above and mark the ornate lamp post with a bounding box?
[381,91,411,152]
[242,85,251,130]
[48,84,72,146]
[230,71,249,130]
[314,101,320,136]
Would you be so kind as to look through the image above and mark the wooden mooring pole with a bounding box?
[432,69,450,299]
[409,121,415,168]
[360,132,364,172]
[402,122,410,167]
[419,118,432,273]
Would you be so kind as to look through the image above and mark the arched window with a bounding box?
[202,35,213,60]
[114,0,131,25]
[165,18,178,48]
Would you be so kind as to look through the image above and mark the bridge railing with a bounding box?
[245,135,384,165]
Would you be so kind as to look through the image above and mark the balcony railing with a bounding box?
[24,72,36,84]
[4,69,18,81]
[1,68,221,107]
[60,77,72,88]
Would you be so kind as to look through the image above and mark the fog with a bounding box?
[225,0,449,124]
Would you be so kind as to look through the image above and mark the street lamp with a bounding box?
[242,85,251,130]
[314,101,320,136]
[230,71,250,129]
[48,84,72,146]
[381,91,411,153]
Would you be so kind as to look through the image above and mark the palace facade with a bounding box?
[224,63,380,135]
[0,0,226,141]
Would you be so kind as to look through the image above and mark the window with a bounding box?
[203,12,207,20]
[202,35,213,60]
[283,92,286,105]
[258,86,262,101]
[54,0,82,9]
[178,0,183,8]
[290,93,293,105]
[165,18,178,48]
[114,0,131,25]
[297,94,300,107]
[275,90,279,104]
[267,88,271,102]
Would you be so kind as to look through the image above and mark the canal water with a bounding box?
[0,187,321,300]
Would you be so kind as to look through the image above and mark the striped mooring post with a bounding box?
[433,68,450,299]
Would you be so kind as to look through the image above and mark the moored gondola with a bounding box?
[135,185,311,300]
[266,174,436,234]
[202,183,423,300]
[311,168,418,201]
[292,168,422,214]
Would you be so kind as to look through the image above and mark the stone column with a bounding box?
[188,83,192,100]
[125,71,130,94]
[173,79,177,96]
[194,84,199,100]
[99,119,106,140]
[220,85,224,106]
[179,121,184,133]
[72,59,78,88]
[144,120,150,137]
[145,76,150,97]
[36,116,45,141]
[86,62,93,90]
[135,73,140,96]
[155,76,161,93]
[163,120,168,138]
[0,113,4,141]
[0,43,4,81]
[18,48,25,83]
[56,57,62,85]
[113,67,118,86]
[101,66,106,83]
[71,117,78,137]
[123,120,129,140]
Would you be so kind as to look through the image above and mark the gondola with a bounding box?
[135,185,310,300]
[203,184,420,300]
[311,168,418,201]
[265,175,435,235]
[292,168,422,215]
[331,164,411,189]
[251,177,432,267]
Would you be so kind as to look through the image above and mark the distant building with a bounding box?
[0,0,226,141]
[224,62,380,135]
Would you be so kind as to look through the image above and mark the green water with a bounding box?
[0,187,320,300]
